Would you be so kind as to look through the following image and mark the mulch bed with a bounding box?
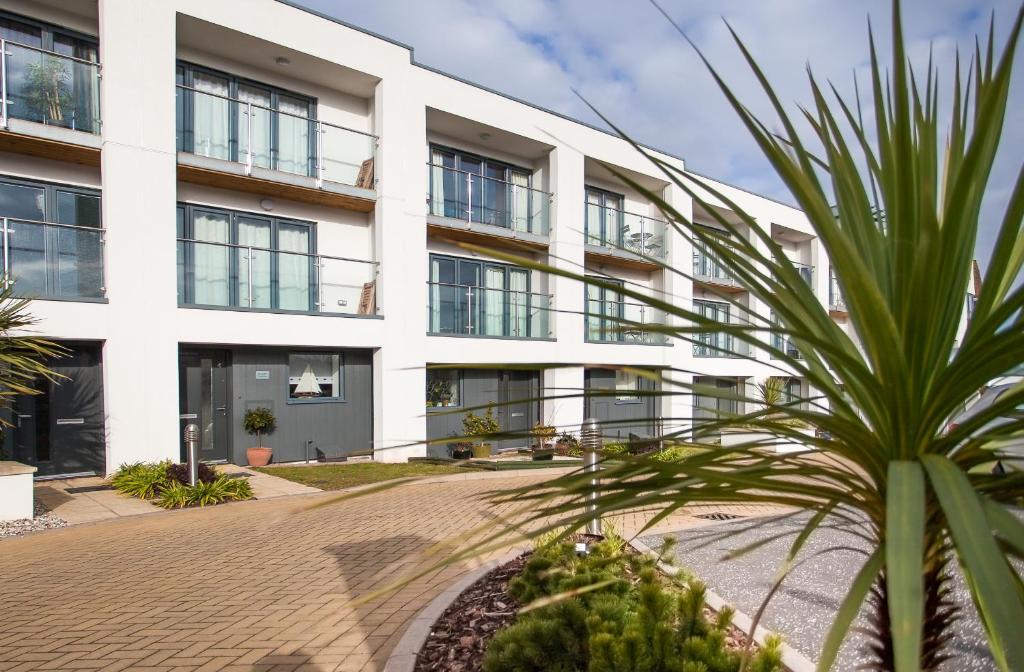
[413,553,530,672]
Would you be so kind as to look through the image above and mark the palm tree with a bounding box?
[0,286,65,444]
[486,2,1024,670]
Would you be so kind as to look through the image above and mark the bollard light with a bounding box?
[184,423,200,486]
[580,417,603,538]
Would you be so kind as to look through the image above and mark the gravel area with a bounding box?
[642,511,1018,671]
[0,500,68,540]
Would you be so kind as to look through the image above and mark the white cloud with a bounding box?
[296,0,1021,272]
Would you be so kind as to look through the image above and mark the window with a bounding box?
[428,146,533,231]
[176,61,316,176]
[288,352,343,401]
[428,254,534,338]
[0,176,102,299]
[426,369,461,408]
[693,377,740,421]
[177,203,315,311]
[693,299,732,356]
[585,276,624,342]
[585,187,624,247]
[614,370,641,402]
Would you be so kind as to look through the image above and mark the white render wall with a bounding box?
[7,0,852,471]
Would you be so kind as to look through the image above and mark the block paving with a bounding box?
[0,472,786,671]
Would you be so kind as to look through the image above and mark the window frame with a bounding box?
[176,60,318,173]
[584,186,625,245]
[427,253,534,338]
[176,202,317,311]
[584,275,625,342]
[0,9,98,55]
[286,351,345,404]
[425,368,463,410]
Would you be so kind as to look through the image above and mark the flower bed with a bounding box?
[414,530,784,672]
[109,461,252,508]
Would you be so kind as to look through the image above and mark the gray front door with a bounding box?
[585,369,657,441]
[179,349,230,462]
[498,371,537,450]
[4,343,106,477]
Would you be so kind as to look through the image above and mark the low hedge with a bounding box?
[110,461,252,508]
[482,530,782,672]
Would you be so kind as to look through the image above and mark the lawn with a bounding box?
[253,462,475,490]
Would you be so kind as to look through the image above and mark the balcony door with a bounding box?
[429,254,532,338]
[585,277,624,342]
[585,187,624,247]
[694,299,731,355]
[429,147,531,229]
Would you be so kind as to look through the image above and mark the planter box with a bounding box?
[720,429,814,454]
[0,462,37,522]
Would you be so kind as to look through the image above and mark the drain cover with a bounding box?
[65,485,113,494]
[694,512,745,521]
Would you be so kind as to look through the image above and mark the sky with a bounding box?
[295,0,1022,273]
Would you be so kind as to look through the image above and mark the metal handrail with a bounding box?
[426,280,550,299]
[176,84,376,139]
[584,200,667,223]
[4,217,104,233]
[426,163,550,195]
[1,216,105,294]
[175,237,378,267]
[1,39,102,67]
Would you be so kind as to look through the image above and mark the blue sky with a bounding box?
[295,0,1022,272]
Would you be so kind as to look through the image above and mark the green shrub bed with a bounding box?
[481,531,783,672]
[110,461,253,509]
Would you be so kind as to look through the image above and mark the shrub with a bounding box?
[155,474,253,509]
[110,461,171,499]
[165,461,217,485]
[243,407,276,447]
[463,405,500,439]
[483,535,783,672]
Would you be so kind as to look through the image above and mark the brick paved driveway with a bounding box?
[0,472,785,672]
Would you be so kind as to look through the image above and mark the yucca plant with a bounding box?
[478,2,1024,670]
[0,286,65,444]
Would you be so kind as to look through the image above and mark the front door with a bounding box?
[178,349,230,463]
[3,343,106,477]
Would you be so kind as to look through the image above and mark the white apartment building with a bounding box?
[0,0,857,477]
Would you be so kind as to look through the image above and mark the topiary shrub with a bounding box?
[243,407,276,447]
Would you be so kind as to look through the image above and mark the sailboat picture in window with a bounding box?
[288,352,342,400]
[291,364,322,398]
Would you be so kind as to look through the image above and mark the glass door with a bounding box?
[190,71,231,160]
[276,94,311,176]
[508,268,529,337]
[190,209,231,306]
[178,349,230,463]
[237,84,272,169]
[277,221,312,310]
[237,215,271,309]
[458,259,481,334]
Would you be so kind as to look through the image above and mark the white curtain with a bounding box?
[277,95,310,176]
[483,267,505,336]
[430,149,446,216]
[509,269,529,337]
[192,73,230,160]
[278,225,310,310]
[586,282,602,341]
[237,85,271,169]
[510,171,530,233]
[193,212,230,305]
[605,194,623,247]
[585,191,603,246]
[237,219,271,308]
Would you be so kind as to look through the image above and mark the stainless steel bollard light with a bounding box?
[580,417,603,537]
[184,424,200,486]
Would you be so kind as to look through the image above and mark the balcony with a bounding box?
[176,238,378,316]
[0,40,101,164]
[829,270,847,314]
[427,281,552,340]
[426,164,550,250]
[771,333,804,360]
[1,217,104,300]
[585,301,670,345]
[584,202,667,270]
[693,251,744,292]
[692,333,751,358]
[175,85,377,211]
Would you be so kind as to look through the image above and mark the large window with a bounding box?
[177,204,315,311]
[428,146,533,230]
[176,62,316,176]
[0,176,102,299]
[0,11,100,133]
[693,299,734,357]
[426,369,461,408]
[693,377,741,422]
[288,352,343,401]
[585,187,624,247]
[428,254,535,338]
[585,276,624,342]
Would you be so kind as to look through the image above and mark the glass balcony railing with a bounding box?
[427,164,550,235]
[693,251,740,287]
[584,203,668,258]
[1,218,104,299]
[585,301,670,345]
[427,281,551,339]
[176,85,377,189]
[693,333,752,358]
[0,41,101,133]
[177,239,378,315]
[772,333,804,360]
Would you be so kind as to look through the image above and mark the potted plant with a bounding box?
[243,407,276,467]
[25,58,71,125]
[427,377,453,407]
[450,440,474,460]
[463,405,499,459]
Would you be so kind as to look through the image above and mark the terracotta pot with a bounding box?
[532,448,555,461]
[471,443,492,459]
[246,446,273,467]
